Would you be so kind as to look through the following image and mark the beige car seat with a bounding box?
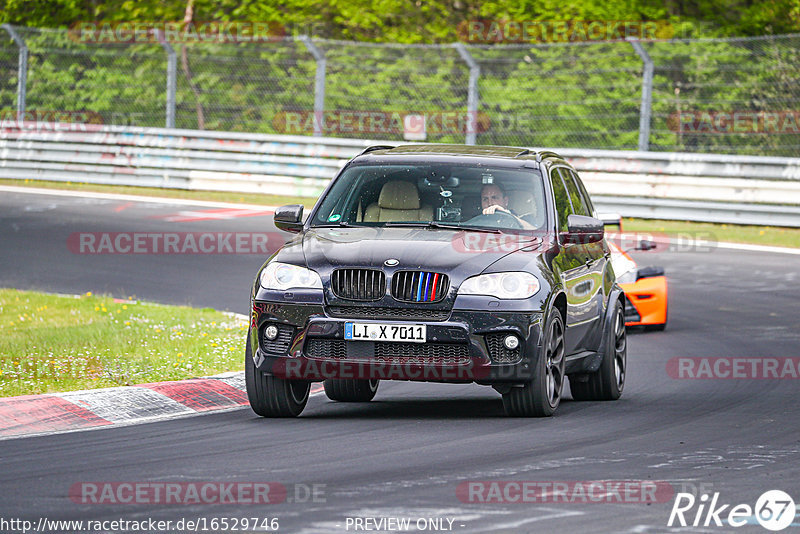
[363,181,433,222]
[507,190,537,217]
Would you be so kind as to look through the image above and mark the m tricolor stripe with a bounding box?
[391,271,449,303]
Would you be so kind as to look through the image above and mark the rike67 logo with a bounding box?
[669,490,796,531]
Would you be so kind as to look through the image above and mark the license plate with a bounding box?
[344,323,427,343]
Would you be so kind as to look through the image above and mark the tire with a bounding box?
[245,331,310,417]
[570,300,626,401]
[324,379,380,402]
[502,308,566,417]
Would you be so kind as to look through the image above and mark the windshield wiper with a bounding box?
[384,221,501,234]
[313,221,368,228]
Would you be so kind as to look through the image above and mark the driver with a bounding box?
[480,182,535,229]
[481,183,511,215]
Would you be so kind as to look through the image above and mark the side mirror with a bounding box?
[598,212,623,231]
[274,204,304,233]
[562,214,604,244]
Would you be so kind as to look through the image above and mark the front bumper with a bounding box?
[249,299,544,384]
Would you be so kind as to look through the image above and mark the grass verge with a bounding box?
[623,218,800,249]
[0,288,248,397]
[3,179,799,249]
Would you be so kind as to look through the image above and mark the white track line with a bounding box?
[0,185,279,211]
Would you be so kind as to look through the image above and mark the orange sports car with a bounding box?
[602,215,669,331]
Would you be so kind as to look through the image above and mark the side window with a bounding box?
[570,170,595,217]
[561,168,590,217]
[549,167,571,233]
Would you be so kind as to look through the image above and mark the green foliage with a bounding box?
[0,1,798,155]
[2,0,798,41]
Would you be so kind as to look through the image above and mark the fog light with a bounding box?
[503,335,519,350]
[264,325,279,341]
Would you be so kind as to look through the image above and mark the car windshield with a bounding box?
[311,162,547,231]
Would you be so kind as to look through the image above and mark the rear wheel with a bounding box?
[570,300,626,401]
[324,379,380,402]
[245,331,310,417]
[502,309,565,417]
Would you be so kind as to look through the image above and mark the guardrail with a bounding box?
[2,123,800,227]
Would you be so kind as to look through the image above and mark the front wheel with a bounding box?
[502,308,565,417]
[245,331,310,417]
[570,300,626,401]
[324,379,379,402]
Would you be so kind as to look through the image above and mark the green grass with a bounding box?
[3,178,799,249]
[0,288,249,397]
[623,218,800,249]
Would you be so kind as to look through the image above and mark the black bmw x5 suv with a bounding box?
[246,144,627,417]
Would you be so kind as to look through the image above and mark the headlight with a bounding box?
[260,262,322,290]
[615,269,637,285]
[458,272,540,299]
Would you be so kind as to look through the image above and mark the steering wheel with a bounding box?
[465,209,524,229]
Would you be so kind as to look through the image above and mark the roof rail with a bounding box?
[515,148,560,161]
[535,150,561,162]
[359,145,395,155]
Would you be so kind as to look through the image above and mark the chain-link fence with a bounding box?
[1,25,799,156]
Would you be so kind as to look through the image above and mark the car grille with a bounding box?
[304,339,470,365]
[260,324,295,355]
[327,306,450,321]
[331,268,386,301]
[485,333,522,364]
[391,270,449,303]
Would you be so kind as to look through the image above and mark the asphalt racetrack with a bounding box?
[1,188,799,533]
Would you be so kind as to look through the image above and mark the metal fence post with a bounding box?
[629,39,653,152]
[156,30,176,129]
[2,24,28,121]
[300,36,326,137]
[454,43,480,145]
